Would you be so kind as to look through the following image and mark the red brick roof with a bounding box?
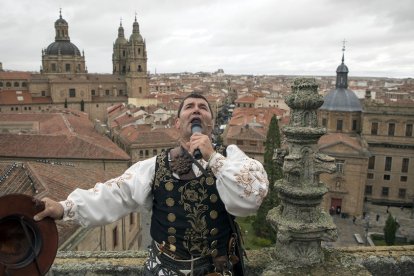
[0,90,52,105]
[0,71,32,80]
[0,160,123,245]
[0,113,130,160]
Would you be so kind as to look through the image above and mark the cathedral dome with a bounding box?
[320,88,362,112]
[45,41,81,56]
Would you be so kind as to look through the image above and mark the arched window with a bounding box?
[22,82,27,87]
[138,65,142,72]
[0,82,3,87]
[6,82,11,87]
[14,82,19,87]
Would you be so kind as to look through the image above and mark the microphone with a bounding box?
[191,118,203,160]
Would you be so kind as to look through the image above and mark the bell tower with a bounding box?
[125,14,149,101]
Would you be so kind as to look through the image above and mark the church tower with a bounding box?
[112,21,128,75]
[113,15,149,103]
[42,9,86,74]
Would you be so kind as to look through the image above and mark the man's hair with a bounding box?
[177,93,213,118]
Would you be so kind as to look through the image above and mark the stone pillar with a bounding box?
[267,78,338,265]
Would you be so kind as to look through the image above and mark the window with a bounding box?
[368,156,375,170]
[336,160,345,174]
[119,90,123,96]
[388,123,395,136]
[385,157,392,171]
[401,176,407,182]
[138,65,142,72]
[384,174,390,180]
[236,140,243,145]
[322,118,327,127]
[402,158,409,173]
[367,173,374,179]
[91,89,96,96]
[69,88,76,98]
[381,187,389,196]
[398,189,406,199]
[371,122,378,135]
[129,213,135,225]
[51,64,56,72]
[0,82,3,87]
[65,64,71,72]
[139,150,143,158]
[406,124,413,137]
[139,87,142,94]
[336,120,343,131]
[145,150,149,156]
[41,91,46,96]
[105,90,110,96]
[250,141,257,146]
[22,82,27,87]
[153,149,157,156]
[352,120,357,131]
[112,226,118,248]
[6,82,11,87]
[365,185,372,195]
[14,82,19,87]
[96,104,99,108]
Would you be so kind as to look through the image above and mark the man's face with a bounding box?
[175,97,213,139]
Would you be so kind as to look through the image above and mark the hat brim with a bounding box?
[0,194,58,276]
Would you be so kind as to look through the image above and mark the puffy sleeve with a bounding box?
[209,145,269,217]
[59,156,156,227]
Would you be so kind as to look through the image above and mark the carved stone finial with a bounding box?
[267,78,338,266]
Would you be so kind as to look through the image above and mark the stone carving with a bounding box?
[267,78,338,266]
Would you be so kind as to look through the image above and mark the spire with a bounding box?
[118,18,125,38]
[335,39,349,89]
[54,9,70,41]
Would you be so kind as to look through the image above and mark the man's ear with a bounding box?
[174,117,180,129]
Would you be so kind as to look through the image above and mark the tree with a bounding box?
[384,214,399,245]
[252,115,283,243]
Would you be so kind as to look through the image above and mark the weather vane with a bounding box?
[342,39,347,53]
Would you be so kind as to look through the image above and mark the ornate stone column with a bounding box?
[267,78,338,265]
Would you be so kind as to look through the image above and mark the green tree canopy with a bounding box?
[383,214,399,245]
[252,115,283,243]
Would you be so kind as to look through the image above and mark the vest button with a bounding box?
[168,236,176,244]
[210,210,218,219]
[168,227,176,234]
[210,194,218,203]
[165,182,174,191]
[167,213,176,222]
[211,249,218,257]
[211,240,218,248]
[206,177,214,186]
[166,198,175,207]
[210,228,219,236]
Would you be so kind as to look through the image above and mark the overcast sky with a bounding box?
[1,0,413,78]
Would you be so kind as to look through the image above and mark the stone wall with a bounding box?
[48,246,414,276]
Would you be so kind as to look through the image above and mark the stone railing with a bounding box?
[48,246,414,276]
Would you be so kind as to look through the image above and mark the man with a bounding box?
[35,93,269,275]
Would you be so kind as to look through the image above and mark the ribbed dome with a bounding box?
[336,63,349,73]
[55,17,68,26]
[45,41,81,56]
[320,88,362,112]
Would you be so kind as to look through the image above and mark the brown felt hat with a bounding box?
[0,194,58,276]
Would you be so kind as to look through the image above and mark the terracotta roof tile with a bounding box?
[0,113,130,160]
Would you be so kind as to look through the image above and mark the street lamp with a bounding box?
[365,215,370,246]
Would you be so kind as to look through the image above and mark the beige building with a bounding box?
[0,12,149,122]
[362,99,414,206]
[318,53,369,216]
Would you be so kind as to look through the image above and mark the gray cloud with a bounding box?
[0,0,413,78]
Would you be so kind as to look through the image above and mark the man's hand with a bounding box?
[188,133,215,161]
[33,197,64,221]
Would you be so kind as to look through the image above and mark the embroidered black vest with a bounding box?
[150,146,231,259]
